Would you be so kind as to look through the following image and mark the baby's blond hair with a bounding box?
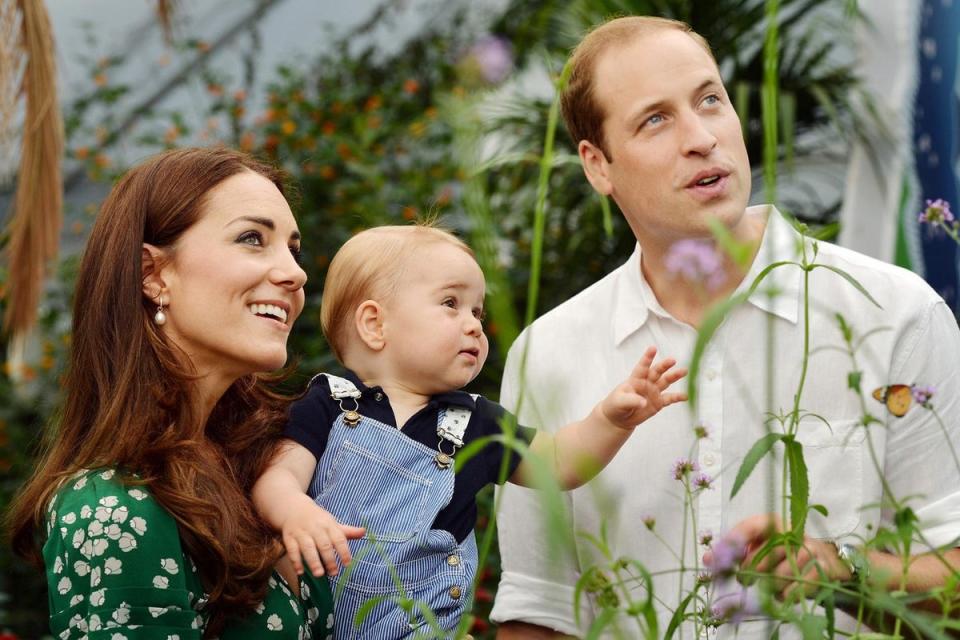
[321,224,475,362]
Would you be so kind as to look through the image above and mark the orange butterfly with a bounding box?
[871,384,913,417]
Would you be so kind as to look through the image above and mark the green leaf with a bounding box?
[810,264,882,309]
[731,432,783,498]
[847,371,861,392]
[662,592,696,640]
[809,503,829,517]
[688,290,751,409]
[797,612,827,640]
[585,608,619,640]
[785,439,810,534]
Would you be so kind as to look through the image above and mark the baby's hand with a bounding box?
[601,346,687,430]
[281,502,366,577]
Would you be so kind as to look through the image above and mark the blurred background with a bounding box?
[1,0,957,636]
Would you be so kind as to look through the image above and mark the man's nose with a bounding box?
[680,114,718,156]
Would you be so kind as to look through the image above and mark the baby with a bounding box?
[253,224,687,638]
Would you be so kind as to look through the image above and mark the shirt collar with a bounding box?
[342,369,478,410]
[612,205,802,346]
[738,205,803,324]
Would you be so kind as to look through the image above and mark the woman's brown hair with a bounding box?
[8,147,294,634]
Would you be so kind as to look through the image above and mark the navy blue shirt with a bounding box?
[285,371,537,543]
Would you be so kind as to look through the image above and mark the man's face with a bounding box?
[582,29,752,248]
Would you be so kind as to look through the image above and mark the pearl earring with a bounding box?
[154,295,167,326]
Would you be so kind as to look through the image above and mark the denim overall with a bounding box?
[309,374,478,640]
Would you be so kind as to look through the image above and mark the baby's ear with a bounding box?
[354,300,385,351]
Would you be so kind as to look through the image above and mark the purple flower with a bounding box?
[912,384,935,405]
[693,473,714,491]
[710,579,762,625]
[465,36,513,84]
[641,514,656,530]
[664,239,726,290]
[704,531,746,575]
[671,458,700,481]
[918,198,954,225]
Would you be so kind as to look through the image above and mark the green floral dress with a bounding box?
[44,469,335,639]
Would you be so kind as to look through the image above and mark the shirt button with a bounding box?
[375,392,383,401]
[703,453,716,467]
[447,554,460,566]
[449,586,462,599]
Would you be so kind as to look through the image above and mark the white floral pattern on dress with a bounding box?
[46,469,333,639]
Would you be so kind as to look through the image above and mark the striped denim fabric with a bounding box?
[311,411,478,639]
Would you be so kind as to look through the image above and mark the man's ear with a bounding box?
[354,300,386,351]
[579,139,613,196]
[141,243,167,302]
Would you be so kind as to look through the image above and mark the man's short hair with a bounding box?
[320,223,475,362]
[560,16,716,160]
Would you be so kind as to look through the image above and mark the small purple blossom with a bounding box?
[664,239,726,290]
[465,36,514,84]
[671,458,700,481]
[693,473,714,491]
[912,384,935,405]
[642,514,656,530]
[918,198,954,225]
[704,531,747,575]
[699,530,714,546]
[710,580,762,625]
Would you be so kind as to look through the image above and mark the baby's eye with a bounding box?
[473,308,486,322]
[237,230,264,246]
[442,297,456,308]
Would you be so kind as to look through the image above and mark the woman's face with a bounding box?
[155,170,306,386]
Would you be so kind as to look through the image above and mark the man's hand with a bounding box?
[704,514,852,600]
[600,346,687,430]
[281,495,366,577]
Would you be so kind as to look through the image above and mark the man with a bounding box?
[491,15,960,639]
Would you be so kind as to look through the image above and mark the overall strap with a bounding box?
[309,372,362,399]
[310,373,363,426]
[433,394,479,469]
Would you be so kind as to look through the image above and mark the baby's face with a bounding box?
[380,242,489,394]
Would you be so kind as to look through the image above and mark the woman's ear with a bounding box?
[141,243,167,302]
[354,300,386,351]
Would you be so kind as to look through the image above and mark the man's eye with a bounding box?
[703,94,720,106]
[237,230,264,246]
[643,113,664,129]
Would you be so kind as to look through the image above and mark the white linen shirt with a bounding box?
[491,206,960,638]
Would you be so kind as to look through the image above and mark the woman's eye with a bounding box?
[237,230,264,246]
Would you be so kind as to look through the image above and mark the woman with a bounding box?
[8,147,334,638]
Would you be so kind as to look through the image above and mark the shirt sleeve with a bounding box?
[488,334,589,635]
[44,469,204,638]
[473,396,537,486]
[883,299,960,550]
[284,380,337,461]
